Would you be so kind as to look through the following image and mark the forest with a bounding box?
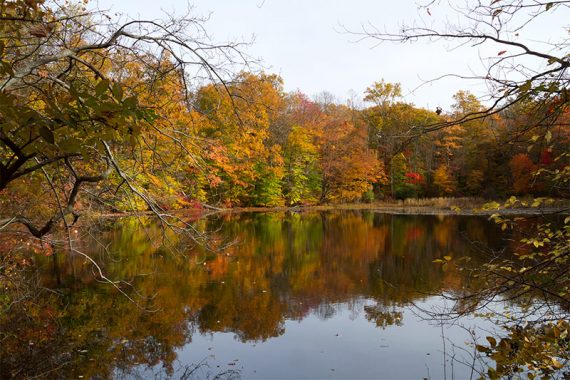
[1,35,568,228]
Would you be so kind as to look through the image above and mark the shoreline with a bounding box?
[95,201,570,218]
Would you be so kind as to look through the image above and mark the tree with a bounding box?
[353,1,569,138]
[0,0,247,239]
[509,153,536,194]
[389,153,419,199]
[353,1,570,377]
[363,79,402,108]
[194,72,285,207]
[283,125,321,205]
[362,81,437,198]
[317,105,385,203]
[433,164,456,195]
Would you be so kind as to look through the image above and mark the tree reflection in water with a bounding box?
[0,211,511,378]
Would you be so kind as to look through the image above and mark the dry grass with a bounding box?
[386,197,486,208]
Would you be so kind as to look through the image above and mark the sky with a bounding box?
[93,0,568,110]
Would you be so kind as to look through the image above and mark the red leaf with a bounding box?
[498,50,507,56]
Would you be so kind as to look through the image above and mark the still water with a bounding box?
[4,211,514,379]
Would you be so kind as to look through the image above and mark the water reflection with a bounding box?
[1,211,509,379]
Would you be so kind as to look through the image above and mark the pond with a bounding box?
[2,211,517,379]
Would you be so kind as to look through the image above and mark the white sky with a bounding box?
[94,0,568,110]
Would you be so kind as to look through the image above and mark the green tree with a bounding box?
[283,125,321,205]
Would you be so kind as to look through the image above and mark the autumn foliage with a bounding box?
[0,0,568,236]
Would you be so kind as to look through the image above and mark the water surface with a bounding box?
[3,211,514,379]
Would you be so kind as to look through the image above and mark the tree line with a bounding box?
[1,1,569,240]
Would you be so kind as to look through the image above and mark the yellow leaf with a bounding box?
[552,357,563,369]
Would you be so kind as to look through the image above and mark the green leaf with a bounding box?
[112,82,123,101]
[123,95,138,108]
[38,126,55,144]
[95,79,110,96]
[518,80,532,93]
[59,136,81,152]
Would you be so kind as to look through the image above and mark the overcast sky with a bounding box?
[94,0,568,110]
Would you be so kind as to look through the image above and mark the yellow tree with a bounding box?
[433,165,456,195]
[195,72,285,206]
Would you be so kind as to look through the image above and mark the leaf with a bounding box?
[545,130,552,143]
[59,136,81,152]
[123,96,138,108]
[443,255,452,261]
[112,82,123,101]
[518,80,532,93]
[546,2,553,11]
[38,126,55,144]
[486,336,497,347]
[551,357,563,369]
[497,50,507,56]
[475,344,488,352]
[95,79,110,96]
[484,201,501,210]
